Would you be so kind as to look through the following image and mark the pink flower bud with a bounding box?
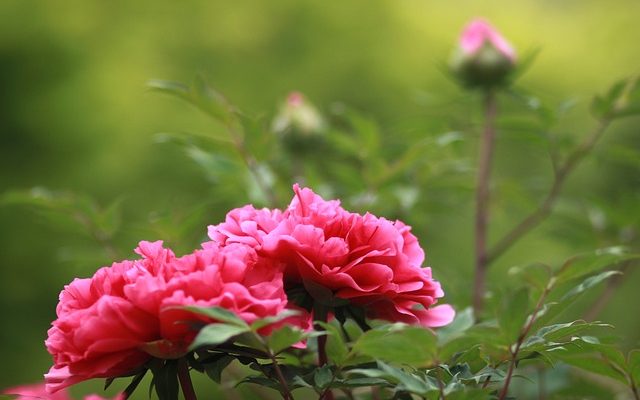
[272,91,326,154]
[272,91,324,137]
[460,18,515,62]
[450,18,516,88]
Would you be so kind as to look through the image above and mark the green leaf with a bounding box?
[150,360,179,400]
[499,287,531,342]
[508,263,552,291]
[122,370,147,399]
[335,377,389,388]
[315,321,349,366]
[181,306,249,327]
[147,79,190,98]
[250,309,303,331]
[591,76,640,119]
[437,307,474,344]
[353,324,437,366]
[148,77,232,123]
[346,110,381,157]
[314,365,333,389]
[521,321,611,353]
[236,375,281,390]
[558,355,627,384]
[561,270,621,302]
[189,323,250,351]
[266,325,306,355]
[555,247,639,284]
[628,349,640,386]
[348,361,435,395]
[202,355,235,383]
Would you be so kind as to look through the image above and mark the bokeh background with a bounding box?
[1,0,639,398]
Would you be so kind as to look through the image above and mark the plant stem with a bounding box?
[314,305,334,400]
[473,90,498,316]
[498,281,553,400]
[269,352,294,400]
[177,358,198,400]
[314,306,330,367]
[486,119,611,265]
[436,365,446,400]
[631,382,640,400]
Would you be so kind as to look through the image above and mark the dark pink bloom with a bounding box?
[459,18,515,61]
[46,241,289,393]
[208,185,455,327]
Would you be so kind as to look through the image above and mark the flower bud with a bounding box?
[450,18,516,88]
[272,91,325,153]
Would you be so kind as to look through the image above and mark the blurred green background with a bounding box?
[1,0,639,398]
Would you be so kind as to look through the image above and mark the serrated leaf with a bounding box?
[189,323,250,350]
[555,247,639,283]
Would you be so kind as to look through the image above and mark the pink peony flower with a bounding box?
[208,185,455,327]
[3,382,123,400]
[459,18,515,62]
[46,241,289,393]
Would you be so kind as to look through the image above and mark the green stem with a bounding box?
[631,383,640,400]
[473,90,498,316]
[314,304,334,400]
[269,352,294,400]
[314,305,330,367]
[498,280,553,400]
